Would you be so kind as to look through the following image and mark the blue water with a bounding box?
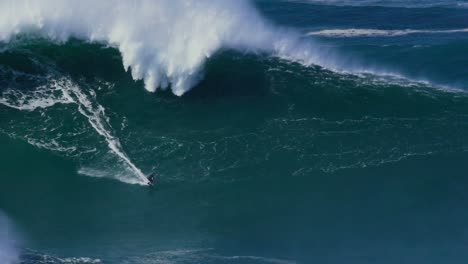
[1,1,468,263]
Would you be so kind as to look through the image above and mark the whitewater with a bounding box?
[0,0,327,96]
[2,1,468,263]
[1,0,460,96]
[0,0,320,185]
[0,0,464,185]
[0,66,149,184]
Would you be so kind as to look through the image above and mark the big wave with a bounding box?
[0,211,20,264]
[0,0,326,96]
[282,0,466,9]
[307,28,468,37]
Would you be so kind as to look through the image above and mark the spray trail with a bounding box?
[58,79,149,185]
[0,75,149,185]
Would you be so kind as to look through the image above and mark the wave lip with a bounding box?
[0,0,321,96]
[307,28,468,37]
[3,1,457,95]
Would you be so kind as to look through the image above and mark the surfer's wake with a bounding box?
[59,79,150,185]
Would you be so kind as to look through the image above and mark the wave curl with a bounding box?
[0,0,323,95]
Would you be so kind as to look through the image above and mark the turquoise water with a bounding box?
[1,1,468,263]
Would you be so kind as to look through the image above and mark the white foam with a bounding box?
[78,167,144,185]
[0,76,149,185]
[0,0,326,96]
[307,28,468,37]
[26,138,77,153]
[57,257,102,264]
[0,1,459,94]
[56,79,149,185]
[0,86,74,111]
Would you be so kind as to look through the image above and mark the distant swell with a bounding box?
[283,0,468,9]
[0,0,324,96]
[307,28,468,37]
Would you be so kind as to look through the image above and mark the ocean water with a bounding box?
[1,0,468,263]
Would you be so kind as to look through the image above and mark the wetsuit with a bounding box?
[147,173,155,186]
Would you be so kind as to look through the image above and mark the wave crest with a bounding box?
[0,0,318,95]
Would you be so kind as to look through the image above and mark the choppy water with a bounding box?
[1,1,468,263]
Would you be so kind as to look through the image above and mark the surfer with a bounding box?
[147,173,156,187]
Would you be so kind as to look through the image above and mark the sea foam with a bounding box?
[0,0,322,96]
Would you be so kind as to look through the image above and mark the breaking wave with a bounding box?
[1,0,461,96]
[282,0,468,9]
[0,69,149,185]
[0,0,326,96]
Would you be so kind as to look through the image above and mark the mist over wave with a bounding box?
[0,211,20,264]
[0,0,327,96]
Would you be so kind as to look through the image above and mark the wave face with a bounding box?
[2,1,468,264]
[0,0,320,96]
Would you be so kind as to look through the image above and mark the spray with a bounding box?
[0,211,21,264]
[0,0,326,96]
